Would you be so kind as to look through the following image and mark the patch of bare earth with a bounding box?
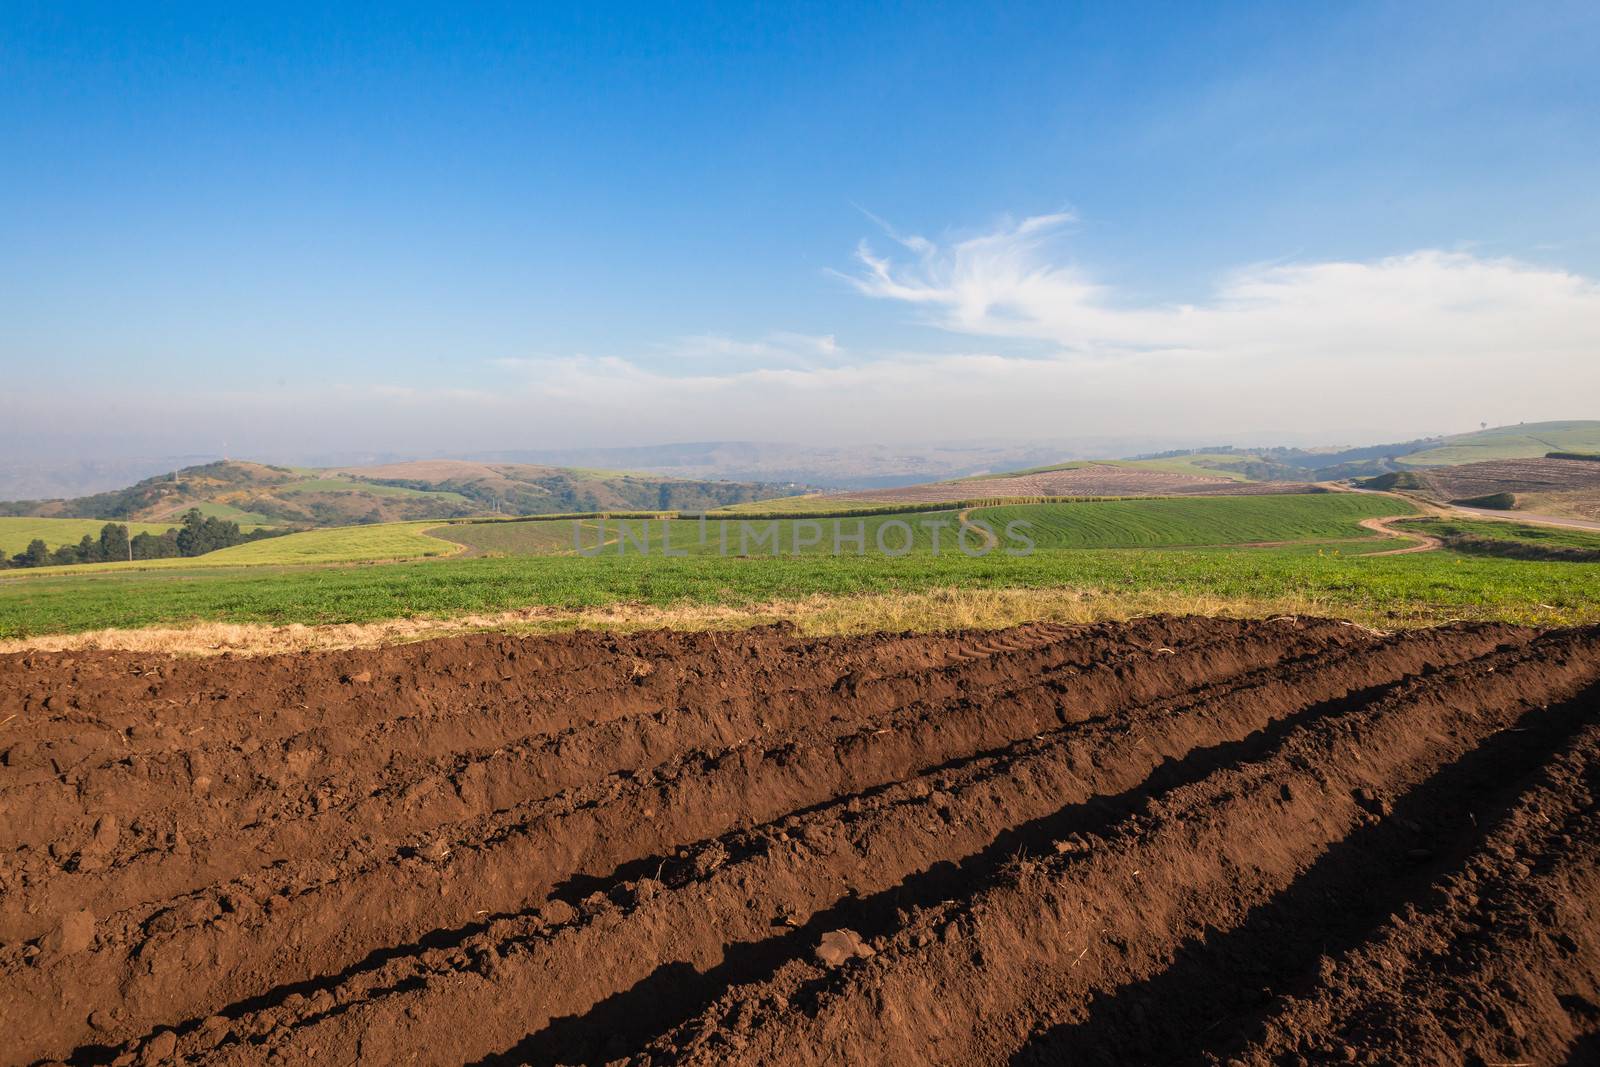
[832,464,1317,502]
[1415,457,1600,502]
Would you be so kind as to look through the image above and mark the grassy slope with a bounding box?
[176,501,279,526]
[710,496,900,516]
[1099,455,1256,481]
[951,455,1258,483]
[0,517,181,556]
[974,495,1388,546]
[2,544,1594,638]
[440,495,1406,557]
[952,460,1095,480]
[5,521,459,575]
[1395,517,1600,552]
[1397,420,1600,467]
[13,494,1600,640]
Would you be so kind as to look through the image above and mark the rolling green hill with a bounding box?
[434,494,1409,558]
[0,458,809,528]
[0,517,178,557]
[9,521,463,574]
[1396,421,1600,467]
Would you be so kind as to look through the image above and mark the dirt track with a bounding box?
[1356,515,1441,555]
[3,618,1599,1065]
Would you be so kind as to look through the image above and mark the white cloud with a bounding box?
[11,213,1597,457]
[465,218,1600,443]
[845,213,1600,371]
[660,332,843,367]
[464,211,1596,446]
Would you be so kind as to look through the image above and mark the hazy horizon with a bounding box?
[4,3,1598,465]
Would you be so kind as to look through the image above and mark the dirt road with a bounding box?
[1448,504,1600,532]
[3,619,1599,1065]
[1356,515,1442,555]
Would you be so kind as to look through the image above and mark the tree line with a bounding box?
[2,509,290,569]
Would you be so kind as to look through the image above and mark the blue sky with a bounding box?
[2,2,1597,460]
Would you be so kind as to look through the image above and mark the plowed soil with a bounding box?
[1414,457,1600,501]
[834,465,1316,502]
[3,618,1599,1066]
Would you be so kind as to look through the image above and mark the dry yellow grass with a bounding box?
[0,584,1460,657]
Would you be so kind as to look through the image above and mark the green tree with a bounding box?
[175,509,246,557]
[99,522,130,562]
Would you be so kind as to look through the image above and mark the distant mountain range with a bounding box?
[3,421,1594,524]
[1121,420,1600,482]
[462,441,1101,490]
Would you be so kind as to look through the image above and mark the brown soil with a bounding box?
[1413,457,1600,502]
[2,618,1598,1066]
[1515,490,1600,523]
[835,464,1318,502]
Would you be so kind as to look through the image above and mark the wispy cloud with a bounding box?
[471,217,1600,443]
[14,213,1599,456]
[844,213,1600,370]
[663,332,843,366]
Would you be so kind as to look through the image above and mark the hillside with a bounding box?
[0,459,808,528]
[1394,420,1600,466]
[1028,421,1600,484]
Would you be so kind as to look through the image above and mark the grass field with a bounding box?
[440,495,1408,557]
[173,501,280,526]
[437,518,594,555]
[3,521,460,575]
[973,495,1392,546]
[1398,420,1600,467]
[955,455,1256,482]
[0,517,180,557]
[1,540,1595,639]
[1396,517,1600,552]
[709,495,900,515]
[6,493,1595,642]
[953,460,1095,480]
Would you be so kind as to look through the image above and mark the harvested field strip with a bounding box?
[1,620,1597,1066]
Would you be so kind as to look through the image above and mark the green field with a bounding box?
[7,520,460,575]
[953,460,1096,480]
[974,495,1391,547]
[6,493,1596,640]
[1397,517,1600,553]
[954,455,1256,482]
[2,539,1595,638]
[441,494,1407,557]
[710,495,934,515]
[1101,455,1256,481]
[1398,420,1600,467]
[155,501,278,526]
[0,517,179,557]
[439,518,599,555]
